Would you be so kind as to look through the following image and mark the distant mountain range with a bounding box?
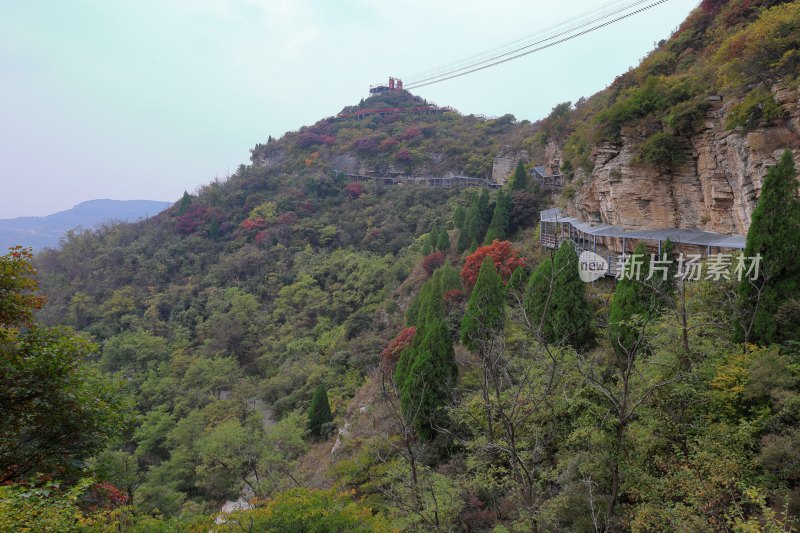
[0,199,171,251]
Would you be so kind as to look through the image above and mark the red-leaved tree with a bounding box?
[381,326,416,373]
[461,240,524,289]
[345,182,364,199]
[175,206,210,234]
[240,217,267,232]
[422,251,445,275]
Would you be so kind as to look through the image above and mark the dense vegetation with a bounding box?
[531,0,800,183]
[3,2,800,531]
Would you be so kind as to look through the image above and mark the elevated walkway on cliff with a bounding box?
[539,208,747,277]
[333,171,500,189]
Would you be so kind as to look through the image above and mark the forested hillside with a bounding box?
[3,1,800,531]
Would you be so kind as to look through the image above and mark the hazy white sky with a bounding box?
[0,0,698,218]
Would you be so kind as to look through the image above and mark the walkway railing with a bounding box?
[540,208,747,278]
[333,171,500,189]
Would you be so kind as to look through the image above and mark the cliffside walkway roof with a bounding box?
[540,208,746,251]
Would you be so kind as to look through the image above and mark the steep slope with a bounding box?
[532,0,800,235]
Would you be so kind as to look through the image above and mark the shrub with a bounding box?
[638,131,685,169]
[399,127,422,140]
[562,128,594,175]
[394,149,411,162]
[725,89,786,130]
[248,200,278,222]
[597,76,698,141]
[223,488,391,532]
[297,132,334,148]
[175,206,210,234]
[345,182,364,199]
[665,97,712,135]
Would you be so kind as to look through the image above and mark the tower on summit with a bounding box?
[369,77,403,95]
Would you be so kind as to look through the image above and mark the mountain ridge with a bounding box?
[0,199,170,251]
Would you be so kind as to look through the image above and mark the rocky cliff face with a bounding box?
[491,149,529,185]
[564,80,800,236]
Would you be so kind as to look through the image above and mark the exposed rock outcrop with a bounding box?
[564,80,800,236]
[492,149,529,185]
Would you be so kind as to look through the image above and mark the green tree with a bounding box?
[177,191,191,215]
[523,241,591,348]
[400,319,457,440]
[437,228,451,252]
[307,384,334,438]
[197,414,307,499]
[478,187,491,225]
[397,266,460,440]
[550,241,593,349]
[453,205,467,230]
[101,329,169,374]
[523,255,555,342]
[456,224,472,253]
[0,248,44,329]
[0,250,129,483]
[429,224,442,251]
[608,243,653,357]
[739,150,800,345]
[461,257,506,351]
[91,449,144,505]
[421,237,432,256]
[485,189,512,243]
[509,160,529,190]
[461,197,486,251]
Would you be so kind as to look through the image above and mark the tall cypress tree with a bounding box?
[457,223,472,252]
[396,265,459,440]
[478,188,492,226]
[400,319,457,441]
[608,243,653,357]
[464,199,485,249]
[458,198,481,252]
[421,236,432,256]
[739,150,800,344]
[177,191,192,215]
[524,255,555,342]
[437,228,451,252]
[523,241,591,348]
[454,206,467,230]
[429,224,441,251]
[510,160,528,191]
[485,189,512,244]
[461,257,506,351]
[550,241,593,348]
[398,265,460,388]
[307,384,334,438]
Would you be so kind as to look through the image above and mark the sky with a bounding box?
[0,0,699,218]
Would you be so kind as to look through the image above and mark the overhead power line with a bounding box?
[404,0,654,84]
[403,0,673,90]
